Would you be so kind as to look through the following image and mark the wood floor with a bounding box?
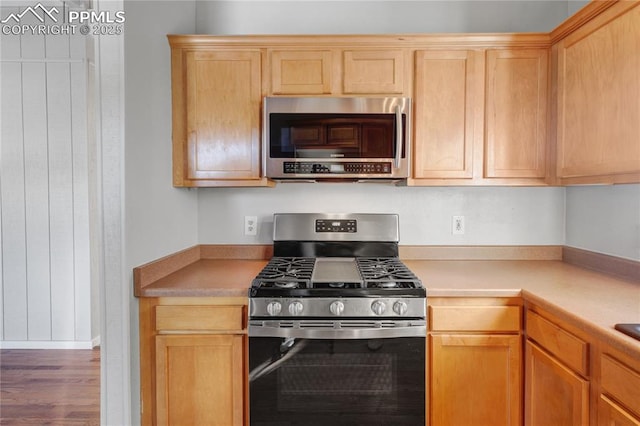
[0,349,100,425]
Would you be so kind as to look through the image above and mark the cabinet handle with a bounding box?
[394,105,402,169]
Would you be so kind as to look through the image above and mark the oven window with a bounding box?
[249,337,424,426]
[268,113,406,159]
[279,353,393,396]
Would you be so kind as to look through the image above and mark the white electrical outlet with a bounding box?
[244,216,258,236]
[452,215,465,235]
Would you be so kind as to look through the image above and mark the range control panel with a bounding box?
[315,219,357,233]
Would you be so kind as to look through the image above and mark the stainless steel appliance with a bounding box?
[248,213,426,426]
[263,97,411,181]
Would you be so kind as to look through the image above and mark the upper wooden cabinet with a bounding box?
[413,50,478,180]
[485,48,548,180]
[268,47,408,96]
[554,1,640,184]
[411,45,550,186]
[270,49,333,95]
[169,4,639,188]
[342,49,407,94]
[169,39,272,187]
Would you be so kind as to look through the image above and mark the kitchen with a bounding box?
[1,0,639,425]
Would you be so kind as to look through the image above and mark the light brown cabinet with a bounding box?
[485,48,548,180]
[270,49,333,95]
[411,46,550,185]
[525,309,590,426]
[428,299,522,426]
[155,334,244,426]
[139,298,248,426]
[268,47,408,96]
[342,49,407,94]
[525,341,589,426]
[168,1,639,188]
[413,50,478,180]
[555,1,640,184]
[168,39,271,187]
[599,354,640,425]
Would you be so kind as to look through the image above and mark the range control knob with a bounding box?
[266,301,282,316]
[371,300,387,316]
[393,301,409,316]
[329,301,345,316]
[288,301,304,316]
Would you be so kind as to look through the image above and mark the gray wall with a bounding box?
[196,1,569,34]
[124,1,197,423]
[199,185,565,246]
[566,184,640,261]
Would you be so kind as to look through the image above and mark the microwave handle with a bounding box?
[394,105,402,169]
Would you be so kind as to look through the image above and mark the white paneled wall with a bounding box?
[0,6,94,348]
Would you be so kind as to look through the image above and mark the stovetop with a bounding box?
[250,256,424,298]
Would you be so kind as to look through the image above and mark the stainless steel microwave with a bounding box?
[263,97,411,181]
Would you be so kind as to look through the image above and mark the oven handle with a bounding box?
[249,320,426,339]
[394,104,403,169]
[249,338,308,382]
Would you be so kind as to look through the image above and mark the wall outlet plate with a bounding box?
[244,216,258,236]
[452,215,465,235]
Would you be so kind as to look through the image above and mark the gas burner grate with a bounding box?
[356,257,420,288]
[252,257,315,288]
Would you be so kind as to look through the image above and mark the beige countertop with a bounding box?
[134,248,640,358]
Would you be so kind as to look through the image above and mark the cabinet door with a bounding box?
[343,49,406,94]
[599,395,640,426]
[270,50,333,95]
[525,341,589,426]
[556,3,640,183]
[485,48,548,179]
[184,50,261,181]
[430,334,522,426]
[414,50,477,179]
[155,334,244,426]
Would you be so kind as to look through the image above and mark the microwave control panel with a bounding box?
[283,162,392,174]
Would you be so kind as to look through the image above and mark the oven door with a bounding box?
[248,320,425,426]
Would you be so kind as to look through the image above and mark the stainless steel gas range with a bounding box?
[248,213,426,426]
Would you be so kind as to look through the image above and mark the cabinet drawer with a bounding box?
[155,305,244,332]
[526,310,588,376]
[601,354,640,418]
[430,305,521,332]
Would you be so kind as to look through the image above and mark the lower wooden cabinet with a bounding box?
[430,334,521,426]
[155,334,244,426]
[525,309,590,426]
[599,395,640,426]
[139,297,247,426]
[599,354,640,425]
[525,341,589,426]
[137,296,640,426]
[428,298,522,426]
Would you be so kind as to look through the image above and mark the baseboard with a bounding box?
[0,340,96,350]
